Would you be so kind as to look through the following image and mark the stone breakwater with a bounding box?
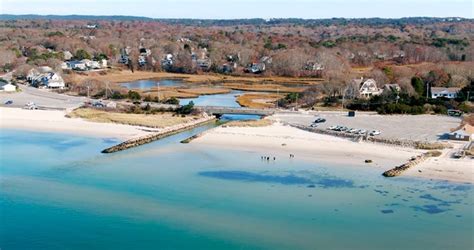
[102,117,216,153]
[382,153,428,177]
[287,123,448,150]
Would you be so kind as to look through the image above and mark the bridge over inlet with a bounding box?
[198,106,276,117]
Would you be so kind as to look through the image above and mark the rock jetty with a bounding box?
[102,117,216,153]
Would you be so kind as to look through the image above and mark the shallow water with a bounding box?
[179,91,243,107]
[121,79,184,89]
[0,129,473,250]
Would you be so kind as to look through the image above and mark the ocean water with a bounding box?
[0,129,473,250]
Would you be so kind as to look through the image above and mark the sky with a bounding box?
[0,0,472,19]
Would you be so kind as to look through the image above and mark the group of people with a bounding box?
[260,154,295,161]
[261,156,276,161]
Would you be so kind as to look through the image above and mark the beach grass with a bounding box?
[68,108,201,128]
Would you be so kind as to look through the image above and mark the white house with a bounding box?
[27,68,65,89]
[0,82,16,92]
[353,78,381,98]
[431,87,460,99]
[63,51,73,61]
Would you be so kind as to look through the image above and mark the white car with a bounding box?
[349,128,359,133]
[358,129,367,135]
[370,130,381,136]
[328,125,338,130]
[24,102,38,110]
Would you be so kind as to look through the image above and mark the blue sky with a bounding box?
[1,0,472,19]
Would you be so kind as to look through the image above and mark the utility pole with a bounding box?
[426,82,430,99]
[276,87,279,109]
[157,81,160,102]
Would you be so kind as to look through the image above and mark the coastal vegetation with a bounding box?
[69,107,201,128]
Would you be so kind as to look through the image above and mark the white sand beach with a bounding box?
[194,122,422,169]
[194,122,473,184]
[0,107,150,140]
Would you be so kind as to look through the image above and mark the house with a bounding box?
[449,123,474,141]
[63,51,73,61]
[353,78,381,98]
[383,84,401,93]
[431,87,460,99]
[196,58,212,71]
[100,59,108,68]
[0,82,16,92]
[66,61,87,71]
[304,61,324,71]
[27,67,65,89]
[161,54,174,70]
[82,59,101,69]
[245,56,272,74]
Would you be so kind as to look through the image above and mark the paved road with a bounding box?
[0,85,86,110]
[272,111,462,142]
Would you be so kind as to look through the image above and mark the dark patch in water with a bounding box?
[419,194,444,202]
[199,171,310,185]
[411,205,450,214]
[456,215,462,218]
[198,170,355,188]
[432,183,472,192]
[51,139,86,151]
[103,138,119,144]
[419,194,461,207]
[374,189,389,195]
[381,209,394,214]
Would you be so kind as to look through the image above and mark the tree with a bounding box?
[411,77,424,97]
[75,49,91,60]
[177,101,195,115]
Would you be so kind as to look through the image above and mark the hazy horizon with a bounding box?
[1,0,472,19]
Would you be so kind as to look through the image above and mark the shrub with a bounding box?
[127,90,141,100]
[165,97,180,105]
[176,101,195,115]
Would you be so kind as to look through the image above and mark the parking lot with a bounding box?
[0,85,85,110]
[273,111,462,142]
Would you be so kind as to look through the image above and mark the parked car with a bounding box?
[314,117,326,123]
[24,102,38,110]
[339,126,349,132]
[370,130,381,136]
[93,102,105,108]
[328,125,338,130]
[4,100,13,105]
[349,128,359,134]
[358,129,367,135]
[310,123,318,128]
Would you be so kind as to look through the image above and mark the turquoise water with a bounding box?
[121,79,184,89]
[0,129,473,249]
[179,91,243,107]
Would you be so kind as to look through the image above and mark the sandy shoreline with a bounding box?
[193,123,473,184]
[0,107,151,140]
[1,107,471,184]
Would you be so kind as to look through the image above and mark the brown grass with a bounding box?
[236,93,283,108]
[223,119,273,128]
[69,108,201,128]
[223,83,306,93]
[68,69,324,85]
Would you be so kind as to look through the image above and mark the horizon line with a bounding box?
[0,14,471,21]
